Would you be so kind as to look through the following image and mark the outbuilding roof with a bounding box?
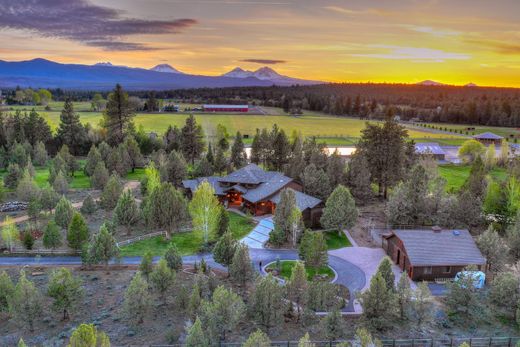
[415,142,446,156]
[385,229,486,267]
[203,105,248,109]
[473,132,504,140]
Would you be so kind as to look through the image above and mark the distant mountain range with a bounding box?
[416,80,478,87]
[0,58,321,90]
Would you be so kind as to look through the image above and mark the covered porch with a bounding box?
[244,200,275,216]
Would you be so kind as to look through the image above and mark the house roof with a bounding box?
[219,164,272,185]
[182,176,225,195]
[415,143,446,156]
[473,132,504,140]
[242,172,292,203]
[270,188,322,211]
[386,229,486,267]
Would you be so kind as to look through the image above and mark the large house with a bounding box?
[383,227,486,281]
[473,132,504,146]
[182,164,323,226]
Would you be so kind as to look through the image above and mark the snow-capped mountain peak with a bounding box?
[222,67,254,78]
[150,64,183,74]
[94,62,114,67]
[253,66,282,80]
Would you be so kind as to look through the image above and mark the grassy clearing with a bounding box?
[324,230,352,250]
[119,211,254,256]
[266,260,334,281]
[439,164,508,192]
[5,101,465,144]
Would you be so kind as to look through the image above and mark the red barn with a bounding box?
[203,104,249,112]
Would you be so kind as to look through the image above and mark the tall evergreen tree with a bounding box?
[47,267,84,320]
[103,84,135,146]
[250,274,285,331]
[9,271,42,332]
[123,272,152,325]
[320,185,358,234]
[147,182,190,238]
[230,131,247,169]
[181,115,205,164]
[56,99,86,154]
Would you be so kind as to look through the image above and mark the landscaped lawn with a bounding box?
[119,211,254,256]
[439,164,508,192]
[324,230,352,250]
[0,160,90,189]
[266,260,334,281]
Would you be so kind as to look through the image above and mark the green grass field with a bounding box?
[324,230,352,250]
[119,211,254,256]
[266,260,334,281]
[439,164,508,191]
[5,101,467,144]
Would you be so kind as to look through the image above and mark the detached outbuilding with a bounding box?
[383,228,486,281]
[473,132,503,146]
[415,142,446,161]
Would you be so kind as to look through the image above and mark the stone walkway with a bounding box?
[240,217,273,249]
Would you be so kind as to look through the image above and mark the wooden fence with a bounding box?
[116,230,167,248]
[148,337,520,347]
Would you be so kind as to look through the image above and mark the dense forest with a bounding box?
[2,83,520,126]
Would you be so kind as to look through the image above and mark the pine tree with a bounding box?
[47,267,84,320]
[124,136,143,173]
[230,131,247,169]
[4,163,22,189]
[181,114,205,164]
[147,182,190,238]
[320,185,358,234]
[213,146,227,174]
[16,169,40,202]
[377,257,395,292]
[84,223,119,268]
[213,230,238,267]
[52,170,69,195]
[106,144,131,176]
[216,205,229,237]
[321,308,345,341]
[286,261,309,321]
[301,163,331,200]
[54,196,75,229]
[56,99,86,154]
[164,125,182,152]
[139,251,154,278]
[0,270,14,312]
[91,161,109,189]
[100,174,123,210]
[113,190,139,235]
[103,84,135,146]
[67,212,89,250]
[243,329,271,347]
[32,141,48,166]
[476,226,509,274]
[326,150,346,188]
[43,220,62,249]
[396,272,411,320]
[298,230,328,270]
[40,187,59,212]
[229,243,254,288]
[359,272,397,331]
[251,274,285,331]
[84,145,102,176]
[272,188,298,244]
[123,272,152,325]
[198,285,246,341]
[80,194,97,215]
[9,270,42,331]
[185,317,209,347]
[165,150,188,187]
[164,243,183,271]
[150,258,175,299]
[67,323,111,347]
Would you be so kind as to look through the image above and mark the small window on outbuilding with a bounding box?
[443,266,451,273]
[424,267,432,275]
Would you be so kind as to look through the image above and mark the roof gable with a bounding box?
[473,132,503,140]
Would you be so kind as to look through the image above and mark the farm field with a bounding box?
[439,164,508,192]
[4,101,467,144]
[415,122,520,140]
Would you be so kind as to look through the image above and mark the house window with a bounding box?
[443,266,451,273]
[423,267,432,275]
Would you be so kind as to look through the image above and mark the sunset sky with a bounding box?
[1,0,520,87]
